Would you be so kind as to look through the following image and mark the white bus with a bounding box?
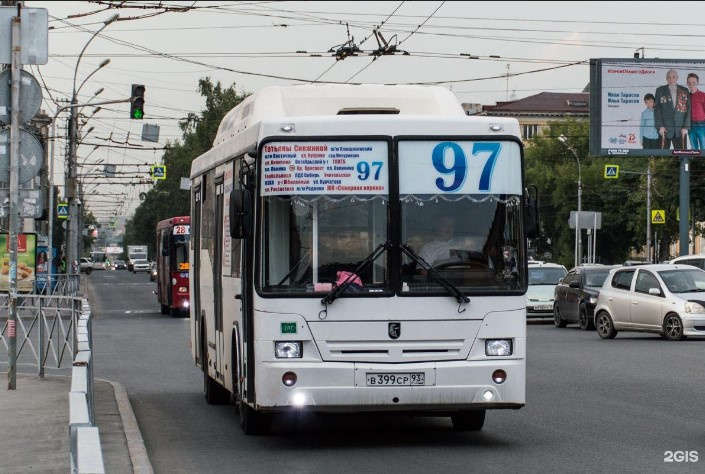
[190,84,537,435]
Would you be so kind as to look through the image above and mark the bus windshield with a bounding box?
[173,233,190,268]
[399,139,526,293]
[257,138,525,296]
[260,194,388,294]
[259,140,389,295]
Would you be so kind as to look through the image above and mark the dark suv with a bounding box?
[553,266,619,330]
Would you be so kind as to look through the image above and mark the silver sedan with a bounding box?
[594,264,705,341]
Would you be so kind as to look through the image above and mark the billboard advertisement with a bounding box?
[590,58,705,157]
[0,233,37,293]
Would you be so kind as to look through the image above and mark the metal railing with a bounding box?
[0,274,81,374]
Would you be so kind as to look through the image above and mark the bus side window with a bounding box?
[162,233,170,256]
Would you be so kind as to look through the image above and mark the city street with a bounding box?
[85,270,704,473]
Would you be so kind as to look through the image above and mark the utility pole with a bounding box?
[66,14,117,275]
[1,3,47,389]
[646,161,652,262]
[7,5,20,391]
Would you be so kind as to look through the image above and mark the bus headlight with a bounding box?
[485,339,513,356]
[275,341,302,358]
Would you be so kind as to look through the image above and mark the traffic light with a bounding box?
[130,84,145,119]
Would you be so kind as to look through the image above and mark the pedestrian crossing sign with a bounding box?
[604,165,619,179]
[57,203,68,219]
[651,210,665,224]
[151,165,166,180]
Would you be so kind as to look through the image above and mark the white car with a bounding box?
[526,262,567,319]
[594,264,705,341]
[80,257,106,275]
[132,259,151,274]
[669,254,705,270]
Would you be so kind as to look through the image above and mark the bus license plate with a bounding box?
[366,373,425,386]
[534,304,552,311]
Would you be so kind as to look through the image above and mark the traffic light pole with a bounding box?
[48,98,130,291]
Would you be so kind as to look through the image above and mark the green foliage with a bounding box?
[524,119,687,267]
[124,78,249,256]
[81,210,97,255]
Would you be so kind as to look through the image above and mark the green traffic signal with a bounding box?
[130,84,145,119]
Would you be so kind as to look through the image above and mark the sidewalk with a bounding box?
[0,372,151,473]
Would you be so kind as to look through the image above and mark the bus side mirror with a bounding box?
[230,188,252,239]
[525,186,540,239]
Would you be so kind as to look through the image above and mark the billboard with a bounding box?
[0,233,37,293]
[589,58,705,157]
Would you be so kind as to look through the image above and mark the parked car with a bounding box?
[112,259,127,270]
[594,264,705,341]
[526,262,567,319]
[132,259,151,274]
[669,254,705,270]
[150,262,157,281]
[553,265,619,330]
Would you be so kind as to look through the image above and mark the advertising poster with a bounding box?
[590,58,705,157]
[35,245,56,293]
[0,233,37,292]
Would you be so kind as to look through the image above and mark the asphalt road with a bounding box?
[86,270,705,473]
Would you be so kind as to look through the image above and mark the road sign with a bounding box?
[568,211,602,230]
[142,123,160,142]
[151,164,166,180]
[0,7,48,65]
[604,165,619,179]
[0,69,42,125]
[57,202,68,219]
[0,188,43,218]
[0,128,44,183]
[651,210,665,224]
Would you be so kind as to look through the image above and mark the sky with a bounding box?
[18,1,705,220]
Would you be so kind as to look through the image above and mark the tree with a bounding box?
[525,120,652,267]
[124,78,249,255]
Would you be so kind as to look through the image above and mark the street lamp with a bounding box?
[66,13,119,273]
[558,134,582,267]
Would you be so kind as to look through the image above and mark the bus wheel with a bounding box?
[451,410,486,431]
[239,402,272,435]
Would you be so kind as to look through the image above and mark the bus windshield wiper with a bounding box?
[321,241,390,306]
[401,244,470,309]
[275,249,310,286]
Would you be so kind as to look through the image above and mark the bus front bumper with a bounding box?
[253,359,525,412]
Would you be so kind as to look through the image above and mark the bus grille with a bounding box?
[309,321,480,363]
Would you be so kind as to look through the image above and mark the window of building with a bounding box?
[523,124,539,139]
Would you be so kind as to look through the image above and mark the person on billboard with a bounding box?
[654,69,690,149]
[687,73,705,150]
[640,93,660,149]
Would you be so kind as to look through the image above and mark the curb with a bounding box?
[106,379,154,474]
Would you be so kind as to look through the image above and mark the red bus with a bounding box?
[156,216,190,317]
